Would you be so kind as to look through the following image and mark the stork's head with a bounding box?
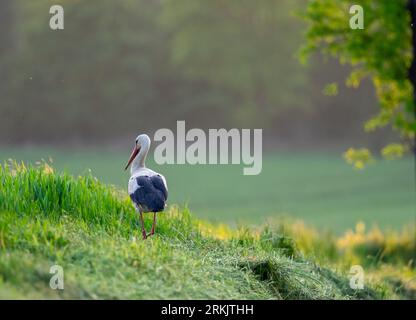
[124,134,151,170]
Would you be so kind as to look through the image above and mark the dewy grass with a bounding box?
[0,161,131,225]
[0,160,413,299]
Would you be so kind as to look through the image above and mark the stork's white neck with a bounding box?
[131,139,150,174]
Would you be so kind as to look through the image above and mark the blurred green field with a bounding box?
[1,147,414,232]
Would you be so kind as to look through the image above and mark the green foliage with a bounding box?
[323,82,339,96]
[2,161,411,299]
[301,0,414,162]
[381,143,409,160]
[343,147,373,169]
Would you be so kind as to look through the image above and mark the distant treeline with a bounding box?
[0,0,391,148]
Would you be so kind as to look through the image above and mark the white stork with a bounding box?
[124,134,168,239]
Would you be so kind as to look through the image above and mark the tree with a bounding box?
[301,0,414,168]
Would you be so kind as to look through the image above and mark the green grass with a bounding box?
[3,161,407,300]
[0,147,414,232]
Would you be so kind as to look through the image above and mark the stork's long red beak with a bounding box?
[124,146,140,170]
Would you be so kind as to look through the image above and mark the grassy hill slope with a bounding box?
[0,161,414,299]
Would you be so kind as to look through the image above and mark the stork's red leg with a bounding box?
[150,212,157,235]
[139,211,147,240]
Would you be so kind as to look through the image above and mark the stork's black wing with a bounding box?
[150,174,168,201]
[129,175,167,213]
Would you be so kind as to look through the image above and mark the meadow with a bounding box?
[0,147,414,233]
[0,160,414,299]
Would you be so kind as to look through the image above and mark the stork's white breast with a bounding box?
[128,168,168,195]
